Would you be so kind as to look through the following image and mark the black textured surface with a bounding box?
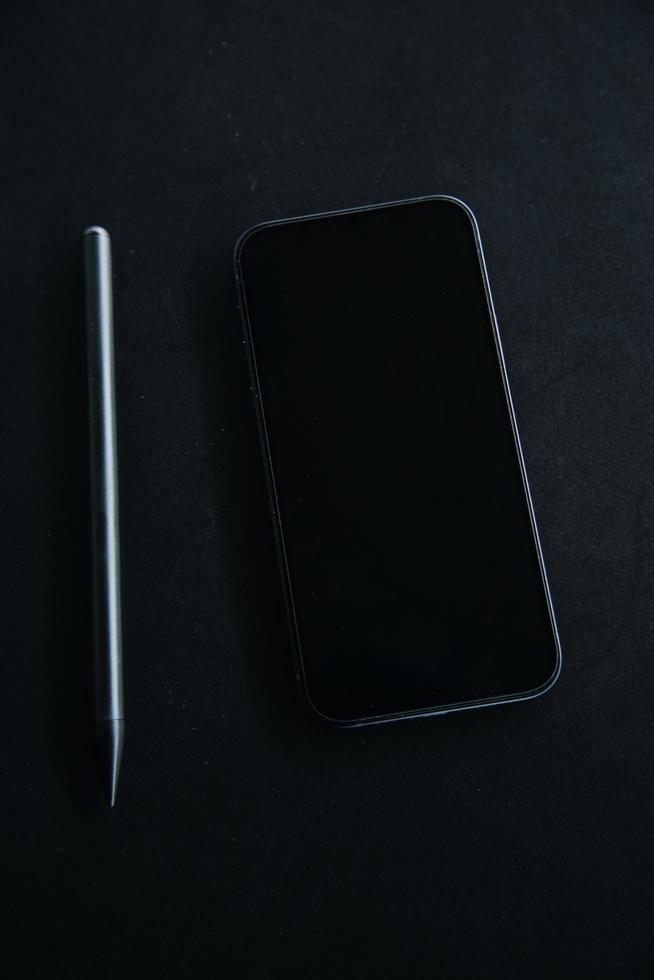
[2,2,653,976]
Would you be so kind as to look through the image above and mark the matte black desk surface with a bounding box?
[3,2,653,976]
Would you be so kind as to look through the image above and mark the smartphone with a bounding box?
[235,196,561,725]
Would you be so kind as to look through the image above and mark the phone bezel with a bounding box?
[234,195,562,726]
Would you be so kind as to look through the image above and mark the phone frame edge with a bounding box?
[233,194,563,728]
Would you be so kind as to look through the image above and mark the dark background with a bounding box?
[2,1,652,976]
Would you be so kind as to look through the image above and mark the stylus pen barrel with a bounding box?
[84,227,124,725]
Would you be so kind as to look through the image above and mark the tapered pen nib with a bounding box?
[96,719,125,807]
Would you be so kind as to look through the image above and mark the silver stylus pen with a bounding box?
[83,226,124,807]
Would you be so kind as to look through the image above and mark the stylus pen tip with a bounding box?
[96,719,125,808]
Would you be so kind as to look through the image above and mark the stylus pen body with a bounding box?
[84,227,125,806]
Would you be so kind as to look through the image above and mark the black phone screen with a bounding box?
[236,197,560,723]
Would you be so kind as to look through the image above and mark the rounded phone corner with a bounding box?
[505,638,563,709]
[298,682,354,729]
[233,219,273,279]
[399,192,473,214]
[295,667,366,729]
[416,194,482,236]
[530,644,563,699]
